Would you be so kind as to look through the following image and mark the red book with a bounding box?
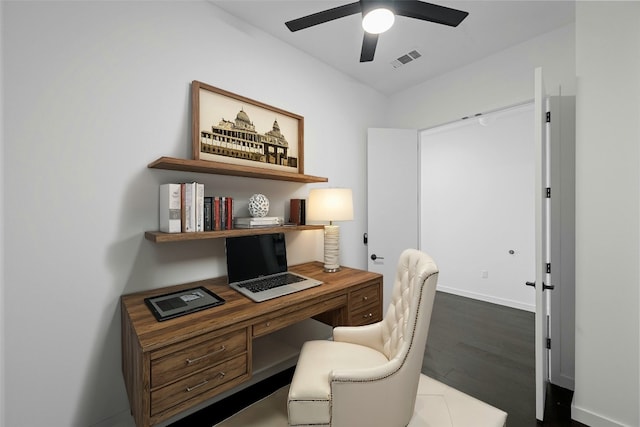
[213,197,221,231]
[225,197,233,230]
[290,199,302,225]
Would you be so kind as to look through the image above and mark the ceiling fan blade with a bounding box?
[285,2,362,32]
[393,0,469,27]
[360,32,378,62]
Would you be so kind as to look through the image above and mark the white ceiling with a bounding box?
[211,0,575,95]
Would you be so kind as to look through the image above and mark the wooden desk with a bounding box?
[121,262,383,427]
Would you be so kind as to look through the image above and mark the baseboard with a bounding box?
[571,404,632,427]
[89,409,134,427]
[436,285,535,312]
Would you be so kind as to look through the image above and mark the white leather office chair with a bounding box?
[287,249,439,427]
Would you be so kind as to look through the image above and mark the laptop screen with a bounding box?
[225,233,288,283]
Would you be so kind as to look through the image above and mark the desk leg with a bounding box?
[313,306,347,327]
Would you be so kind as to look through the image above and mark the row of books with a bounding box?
[159,183,233,233]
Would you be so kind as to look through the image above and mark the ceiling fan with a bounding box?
[285,0,469,63]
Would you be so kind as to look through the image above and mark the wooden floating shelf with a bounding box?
[145,225,324,243]
[148,157,328,183]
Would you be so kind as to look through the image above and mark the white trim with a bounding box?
[419,100,534,133]
[436,285,535,313]
[572,404,633,427]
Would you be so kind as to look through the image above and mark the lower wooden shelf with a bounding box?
[145,225,323,242]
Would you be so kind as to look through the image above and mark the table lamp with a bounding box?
[307,188,354,272]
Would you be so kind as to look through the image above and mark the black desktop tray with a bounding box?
[144,286,225,322]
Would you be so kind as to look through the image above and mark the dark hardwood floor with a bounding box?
[423,291,585,427]
[171,291,583,426]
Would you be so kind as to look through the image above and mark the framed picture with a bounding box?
[192,80,304,174]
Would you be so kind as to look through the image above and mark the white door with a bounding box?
[367,128,419,312]
[533,66,552,421]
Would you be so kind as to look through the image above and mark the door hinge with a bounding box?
[546,263,551,274]
[546,112,551,123]
[546,338,551,349]
[546,187,551,198]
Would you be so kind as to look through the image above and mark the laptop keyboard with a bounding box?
[239,273,305,293]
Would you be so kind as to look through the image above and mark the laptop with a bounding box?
[225,233,323,302]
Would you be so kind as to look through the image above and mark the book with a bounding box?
[181,182,197,232]
[289,199,306,225]
[234,216,280,228]
[221,196,227,230]
[159,184,182,233]
[235,216,281,225]
[234,224,279,229]
[204,197,213,231]
[195,183,205,232]
[214,197,221,230]
[225,197,233,230]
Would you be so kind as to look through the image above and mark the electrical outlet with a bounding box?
[481,270,489,279]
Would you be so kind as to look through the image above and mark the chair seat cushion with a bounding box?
[288,340,389,426]
[408,376,507,427]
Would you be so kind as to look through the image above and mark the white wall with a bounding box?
[0,2,5,426]
[420,104,535,312]
[1,2,386,426]
[573,3,640,426]
[387,23,576,129]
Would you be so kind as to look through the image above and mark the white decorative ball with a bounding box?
[248,193,270,217]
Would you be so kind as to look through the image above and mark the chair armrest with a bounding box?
[331,355,401,382]
[333,322,384,354]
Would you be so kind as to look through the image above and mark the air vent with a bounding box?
[390,49,422,69]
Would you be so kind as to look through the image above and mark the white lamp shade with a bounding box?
[307,188,354,222]
[362,8,395,34]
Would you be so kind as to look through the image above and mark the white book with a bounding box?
[181,182,197,232]
[195,183,205,232]
[235,216,280,225]
[159,184,182,233]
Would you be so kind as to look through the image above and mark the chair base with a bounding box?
[213,374,507,427]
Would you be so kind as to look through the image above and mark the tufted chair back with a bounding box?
[380,248,438,361]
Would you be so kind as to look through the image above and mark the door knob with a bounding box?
[525,281,555,291]
[370,254,384,261]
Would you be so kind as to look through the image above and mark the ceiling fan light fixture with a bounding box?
[362,8,395,34]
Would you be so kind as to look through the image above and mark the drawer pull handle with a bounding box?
[186,379,208,392]
[218,372,226,379]
[185,346,226,365]
[363,313,373,319]
[363,296,368,301]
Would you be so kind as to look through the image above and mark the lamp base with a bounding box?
[322,225,341,273]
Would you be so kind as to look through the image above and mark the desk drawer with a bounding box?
[253,295,346,337]
[151,354,247,416]
[350,302,382,326]
[350,283,380,310]
[151,329,247,387]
